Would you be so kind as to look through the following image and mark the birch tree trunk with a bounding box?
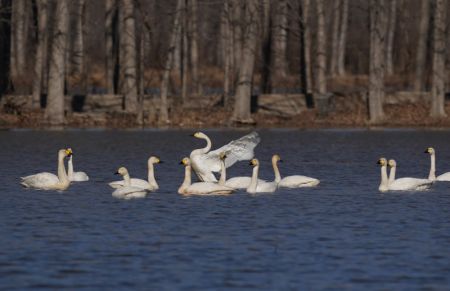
[231,0,259,123]
[430,0,447,117]
[105,0,116,94]
[303,0,312,94]
[315,0,327,95]
[337,0,348,76]
[414,0,430,91]
[159,0,183,123]
[385,0,397,75]
[32,0,48,109]
[45,0,69,125]
[121,0,138,113]
[368,0,386,123]
[189,0,200,96]
[272,0,288,78]
[330,0,341,75]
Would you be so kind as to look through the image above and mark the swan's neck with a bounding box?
[147,162,158,188]
[218,159,226,185]
[123,173,131,186]
[192,135,212,155]
[388,166,396,184]
[57,154,69,185]
[179,165,192,193]
[68,156,74,178]
[247,166,259,193]
[379,165,389,191]
[273,160,281,183]
[429,153,436,181]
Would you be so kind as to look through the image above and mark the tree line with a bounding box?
[0,0,448,125]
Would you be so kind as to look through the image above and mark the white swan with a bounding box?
[112,167,148,199]
[67,150,89,182]
[217,152,266,189]
[21,148,72,190]
[109,156,162,190]
[272,154,320,188]
[377,158,390,192]
[247,159,278,194]
[190,131,260,182]
[425,147,450,181]
[178,157,233,195]
[386,159,432,191]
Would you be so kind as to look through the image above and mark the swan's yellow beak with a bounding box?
[377,158,386,166]
[249,159,257,166]
[65,148,73,156]
[193,132,201,138]
[180,158,188,165]
[424,147,433,153]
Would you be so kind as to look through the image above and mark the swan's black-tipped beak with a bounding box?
[249,161,253,166]
[179,161,184,165]
[424,150,429,153]
[376,160,382,165]
[279,159,284,163]
[114,171,120,175]
[189,133,195,137]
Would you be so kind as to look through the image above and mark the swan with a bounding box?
[217,152,267,189]
[190,131,260,182]
[272,154,320,188]
[425,147,450,181]
[112,167,148,199]
[21,148,72,190]
[386,159,432,191]
[67,150,89,182]
[178,157,233,195]
[247,158,278,194]
[377,158,389,192]
[109,156,162,190]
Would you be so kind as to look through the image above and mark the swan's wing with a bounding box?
[71,171,89,182]
[390,178,432,191]
[437,172,450,181]
[112,186,147,199]
[279,175,320,188]
[109,178,150,189]
[256,181,278,193]
[187,182,233,194]
[207,131,261,170]
[225,177,267,189]
[21,172,59,188]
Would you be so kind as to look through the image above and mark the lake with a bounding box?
[1,129,450,290]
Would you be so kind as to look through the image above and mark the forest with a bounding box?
[0,0,448,127]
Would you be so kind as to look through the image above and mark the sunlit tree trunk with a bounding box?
[430,0,447,117]
[159,0,183,123]
[45,0,69,125]
[385,0,397,75]
[121,0,138,113]
[368,0,386,123]
[330,0,341,75]
[189,0,200,96]
[303,0,312,93]
[105,0,117,94]
[337,0,348,76]
[315,0,327,96]
[414,0,430,91]
[231,0,258,123]
[32,0,48,109]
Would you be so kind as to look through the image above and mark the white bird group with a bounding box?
[377,147,450,192]
[20,131,320,199]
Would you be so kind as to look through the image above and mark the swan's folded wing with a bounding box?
[21,172,59,187]
[208,131,261,169]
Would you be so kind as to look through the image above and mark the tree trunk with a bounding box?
[221,0,232,105]
[32,0,48,109]
[303,0,312,94]
[181,0,188,105]
[121,0,138,113]
[315,0,327,95]
[72,0,86,85]
[385,0,397,75]
[189,0,200,96]
[337,0,348,76]
[414,0,430,91]
[231,0,258,123]
[10,0,27,92]
[45,0,69,125]
[330,0,341,75]
[430,0,447,117]
[368,0,386,123]
[159,0,183,123]
[272,0,288,78]
[105,0,117,94]
[231,0,242,80]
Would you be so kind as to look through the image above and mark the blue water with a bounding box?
[1,129,450,290]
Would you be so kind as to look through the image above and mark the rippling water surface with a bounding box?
[1,129,450,290]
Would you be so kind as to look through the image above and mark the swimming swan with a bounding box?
[425,147,450,181]
[377,158,432,191]
[272,154,320,188]
[190,131,260,182]
[67,151,89,182]
[112,167,148,199]
[178,157,233,195]
[109,156,162,190]
[217,152,266,189]
[247,159,278,193]
[21,148,72,190]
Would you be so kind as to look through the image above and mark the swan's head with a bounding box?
[424,147,435,154]
[115,167,129,176]
[180,157,190,166]
[249,158,259,167]
[219,152,227,161]
[272,154,282,163]
[59,148,72,158]
[388,159,397,168]
[377,158,387,167]
[149,156,162,164]
[192,132,207,139]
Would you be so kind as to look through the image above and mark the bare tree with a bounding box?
[272,0,288,78]
[315,0,327,96]
[45,0,69,125]
[231,0,259,123]
[159,0,183,123]
[189,0,200,96]
[72,0,86,84]
[32,0,48,109]
[330,0,341,75]
[121,0,138,113]
[385,0,397,75]
[303,0,312,93]
[10,0,27,92]
[181,0,188,104]
[414,0,430,91]
[231,0,242,80]
[337,0,348,76]
[105,0,117,94]
[368,0,387,123]
[221,0,232,105]
[430,0,447,117]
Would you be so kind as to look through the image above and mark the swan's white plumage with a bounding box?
[109,178,150,189]
[109,156,161,190]
[21,172,60,188]
[387,159,432,191]
[190,132,260,182]
[246,159,277,193]
[111,167,148,199]
[271,154,320,188]
[425,147,450,182]
[67,154,89,182]
[225,177,266,189]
